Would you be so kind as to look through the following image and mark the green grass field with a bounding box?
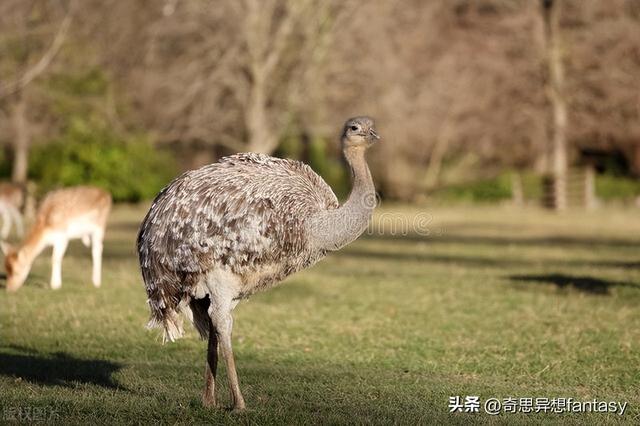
[1,204,639,424]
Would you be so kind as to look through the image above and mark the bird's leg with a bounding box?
[217,311,245,410]
[202,320,218,407]
[207,274,246,410]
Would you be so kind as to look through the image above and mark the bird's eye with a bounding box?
[350,125,359,131]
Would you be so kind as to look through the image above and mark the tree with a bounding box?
[0,0,75,183]
[114,0,337,160]
[322,0,548,200]
[541,0,568,210]
[563,0,640,172]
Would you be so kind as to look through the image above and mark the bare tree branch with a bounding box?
[0,0,76,98]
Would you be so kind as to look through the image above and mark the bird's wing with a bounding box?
[138,153,338,278]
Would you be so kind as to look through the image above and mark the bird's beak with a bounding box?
[368,128,380,141]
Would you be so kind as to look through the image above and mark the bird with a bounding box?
[137,116,380,410]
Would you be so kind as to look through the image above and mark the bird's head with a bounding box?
[341,116,380,150]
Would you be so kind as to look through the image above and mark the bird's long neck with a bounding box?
[308,145,375,251]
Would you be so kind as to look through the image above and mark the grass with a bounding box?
[1,203,639,424]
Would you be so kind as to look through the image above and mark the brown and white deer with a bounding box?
[0,182,28,239]
[2,186,112,292]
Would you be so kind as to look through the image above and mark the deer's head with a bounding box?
[2,242,28,292]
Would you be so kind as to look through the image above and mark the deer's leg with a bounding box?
[51,237,68,290]
[1,206,11,239]
[91,230,103,287]
[202,320,218,407]
[11,207,23,237]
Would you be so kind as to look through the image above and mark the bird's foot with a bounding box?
[229,397,246,412]
[202,393,218,408]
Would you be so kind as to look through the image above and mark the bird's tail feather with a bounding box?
[147,296,211,342]
[146,308,185,343]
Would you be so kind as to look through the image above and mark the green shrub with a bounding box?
[430,171,640,204]
[276,132,350,199]
[307,136,350,199]
[433,174,513,203]
[595,174,640,201]
[520,172,544,200]
[29,117,176,202]
[276,132,304,161]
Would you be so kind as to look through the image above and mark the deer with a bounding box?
[0,182,29,239]
[2,186,112,292]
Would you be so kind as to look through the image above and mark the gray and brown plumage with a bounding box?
[137,116,380,410]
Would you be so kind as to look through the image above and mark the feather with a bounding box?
[137,153,339,339]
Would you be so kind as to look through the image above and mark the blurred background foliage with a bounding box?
[1,67,176,201]
[28,119,175,202]
[0,0,639,205]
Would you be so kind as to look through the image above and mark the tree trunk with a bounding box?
[584,164,596,210]
[511,172,524,206]
[542,0,568,211]
[423,136,449,190]
[10,90,29,184]
[246,74,278,154]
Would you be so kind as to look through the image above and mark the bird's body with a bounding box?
[137,117,380,410]
[138,153,339,340]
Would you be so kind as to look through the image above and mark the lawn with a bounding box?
[0,204,639,425]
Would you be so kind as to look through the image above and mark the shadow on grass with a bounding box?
[0,346,125,390]
[362,232,640,249]
[340,248,526,268]
[592,260,640,269]
[343,242,640,271]
[508,273,640,295]
[202,364,440,424]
